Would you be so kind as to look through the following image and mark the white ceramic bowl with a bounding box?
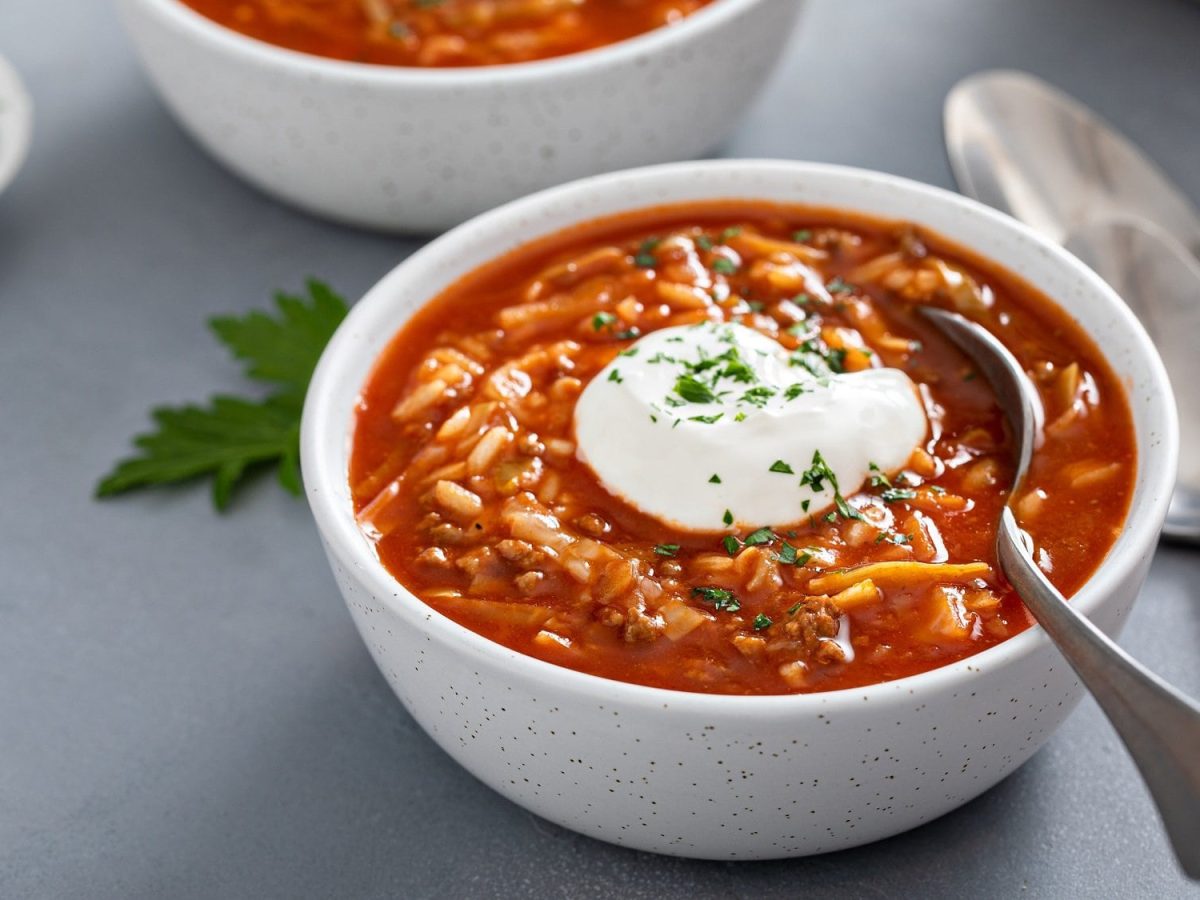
[0,54,33,198]
[115,0,803,233]
[301,160,1177,859]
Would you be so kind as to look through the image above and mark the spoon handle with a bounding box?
[999,510,1200,879]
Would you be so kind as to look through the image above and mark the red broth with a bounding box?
[349,202,1136,695]
[179,0,717,67]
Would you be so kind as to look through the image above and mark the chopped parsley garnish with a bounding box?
[633,239,659,268]
[739,386,776,407]
[591,311,617,331]
[868,462,892,488]
[712,257,738,275]
[769,460,794,475]
[616,328,641,340]
[692,586,740,612]
[881,487,918,503]
[775,541,799,565]
[826,276,854,294]
[800,450,863,521]
[674,374,718,404]
[619,347,638,357]
[722,535,740,556]
[752,613,773,631]
[792,229,812,242]
[743,527,777,547]
[96,280,347,511]
[784,383,806,401]
[723,509,734,526]
[696,235,714,251]
[689,413,724,425]
[709,473,722,484]
[734,411,747,422]
[654,543,680,557]
[720,226,742,241]
[746,300,765,313]
[608,369,623,384]
[826,347,848,373]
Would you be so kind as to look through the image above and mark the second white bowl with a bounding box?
[115,0,803,233]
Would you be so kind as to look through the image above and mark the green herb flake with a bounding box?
[868,462,892,489]
[654,543,681,557]
[792,229,812,242]
[689,413,724,425]
[720,226,743,241]
[743,527,777,547]
[709,473,722,484]
[591,311,617,331]
[96,280,348,511]
[692,586,740,612]
[723,509,734,526]
[712,257,738,276]
[674,374,718,404]
[784,383,806,401]
[722,535,740,556]
[752,613,773,631]
[608,369,623,384]
[769,460,794,475]
[881,487,918,503]
[826,276,854,294]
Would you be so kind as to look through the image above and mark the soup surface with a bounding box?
[180,0,716,67]
[349,202,1135,695]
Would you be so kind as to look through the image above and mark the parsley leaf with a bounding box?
[752,613,773,631]
[654,543,681,557]
[674,374,718,404]
[692,586,741,612]
[96,280,348,511]
[743,527,777,546]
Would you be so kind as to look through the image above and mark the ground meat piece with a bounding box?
[415,547,452,569]
[623,606,662,643]
[597,607,626,628]
[495,538,549,569]
[783,597,841,657]
[514,571,543,595]
[455,547,495,576]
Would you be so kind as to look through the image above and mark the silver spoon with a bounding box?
[1064,218,1200,542]
[944,70,1200,542]
[921,307,1200,880]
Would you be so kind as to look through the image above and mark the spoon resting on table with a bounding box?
[920,307,1200,880]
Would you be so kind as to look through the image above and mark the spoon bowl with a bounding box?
[945,69,1200,543]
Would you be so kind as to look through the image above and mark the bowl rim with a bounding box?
[131,0,774,83]
[301,158,1178,714]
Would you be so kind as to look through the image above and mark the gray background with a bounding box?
[1,0,1198,896]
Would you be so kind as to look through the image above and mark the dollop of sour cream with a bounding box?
[573,322,928,531]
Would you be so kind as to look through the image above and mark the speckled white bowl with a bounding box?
[114,0,803,233]
[0,54,33,198]
[301,160,1177,859]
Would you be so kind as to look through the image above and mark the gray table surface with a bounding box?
[2,0,1198,897]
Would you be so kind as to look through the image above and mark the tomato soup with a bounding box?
[349,202,1135,695]
[179,0,717,67]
